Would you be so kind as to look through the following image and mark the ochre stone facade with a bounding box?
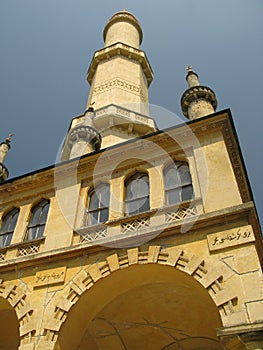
[0,10,263,350]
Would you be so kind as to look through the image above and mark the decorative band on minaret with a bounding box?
[0,134,13,183]
[181,66,217,120]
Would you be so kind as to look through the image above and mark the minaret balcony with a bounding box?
[181,85,218,118]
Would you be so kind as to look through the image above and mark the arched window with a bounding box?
[125,172,150,215]
[86,184,110,226]
[164,162,193,205]
[25,199,50,241]
[0,208,19,247]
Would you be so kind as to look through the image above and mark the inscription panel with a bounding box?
[207,225,255,252]
[34,266,66,287]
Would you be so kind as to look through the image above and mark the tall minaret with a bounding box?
[61,11,157,161]
[181,66,217,120]
[87,10,153,114]
[0,135,12,183]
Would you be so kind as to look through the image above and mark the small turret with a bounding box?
[67,106,102,159]
[0,134,13,183]
[181,66,217,120]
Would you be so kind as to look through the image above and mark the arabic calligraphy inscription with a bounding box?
[34,266,66,287]
[207,225,254,252]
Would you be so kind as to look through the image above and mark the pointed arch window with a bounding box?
[86,184,110,226]
[0,208,19,247]
[25,199,50,241]
[125,172,150,215]
[164,162,193,205]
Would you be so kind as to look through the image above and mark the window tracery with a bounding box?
[164,162,193,205]
[86,184,110,225]
[25,199,50,241]
[0,208,19,247]
[125,172,150,215]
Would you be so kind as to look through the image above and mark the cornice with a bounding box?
[0,110,253,214]
[87,42,153,86]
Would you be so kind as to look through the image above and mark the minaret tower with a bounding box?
[0,135,12,183]
[61,11,157,161]
[87,10,153,114]
[181,66,217,120]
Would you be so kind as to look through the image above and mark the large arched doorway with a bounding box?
[0,297,20,349]
[57,264,223,350]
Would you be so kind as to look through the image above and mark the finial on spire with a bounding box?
[186,65,193,72]
[5,133,14,146]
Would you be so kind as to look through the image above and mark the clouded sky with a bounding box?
[0,0,262,226]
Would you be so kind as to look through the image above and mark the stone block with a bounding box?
[166,247,182,266]
[19,320,36,337]
[16,303,32,320]
[128,248,138,265]
[88,264,102,282]
[201,269,223,288]
[246,300,263,323]
[213,288,237,307]
[147,246,161,263]
[72,269,89,292]
[241,273,263,302]
[106,253,120,271]
[184,254,204,275]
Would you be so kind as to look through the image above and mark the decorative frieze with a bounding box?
[92,77,146,102]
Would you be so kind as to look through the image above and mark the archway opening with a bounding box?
[0,297,20,349]
[57,264,223,350]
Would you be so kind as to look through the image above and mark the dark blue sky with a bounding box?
[0,0,262,226]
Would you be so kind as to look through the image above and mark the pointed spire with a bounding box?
[181,66,217,120]
[0,134,13,183]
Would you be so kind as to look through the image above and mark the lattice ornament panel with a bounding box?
[0,251,6,261]
[165,206,197,223]
[121,216,150,234]
[79,228,108,243]
[17,242,41,257]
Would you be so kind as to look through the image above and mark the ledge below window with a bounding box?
[73,198,203,246]
[0,237,46,262]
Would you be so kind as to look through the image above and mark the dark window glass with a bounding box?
[0,208,19,247]
[164,162,193,205]
[87,184,110,225]
[25,199,50,241]
[125,173,150,215]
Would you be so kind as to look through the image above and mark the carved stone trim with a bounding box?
[91,77,147,102]
[0,279,35,344]
[42,246,238,344]
[222,120,251,202]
